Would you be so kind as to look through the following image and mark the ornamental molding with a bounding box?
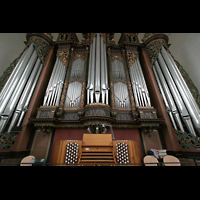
[56,50,70,68]
[126,52,139,68]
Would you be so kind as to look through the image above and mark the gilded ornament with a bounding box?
[73,54,85,62]
[126,52,138,68]
[111,54,123,63]
[57,50,69,67]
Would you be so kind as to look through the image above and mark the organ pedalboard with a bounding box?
[52,134,142,166]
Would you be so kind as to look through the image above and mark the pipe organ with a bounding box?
[1,33,200,165]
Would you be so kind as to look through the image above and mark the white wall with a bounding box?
[168,33,200,92]
[0,33,26,77]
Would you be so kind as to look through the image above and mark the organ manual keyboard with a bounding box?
[52,134,142,166]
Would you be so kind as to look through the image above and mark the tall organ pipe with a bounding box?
[103,39,109,105]
[0,48,28,103]
[87,33,109,104]
[87,38,93,104]
[0,43,34,116]
[160,46,200,135]
[162,46,200,115]
[0,50,38,133]
[101,36,106,104]
[153,65,181,131]
[17,63,43,127]
[8,59,42,132]
[88,35,96,104]
[154,61,184,132]
[95,33,101,103]
[157,52,196,136]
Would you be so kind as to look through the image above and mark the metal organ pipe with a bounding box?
[43,57,59,106]
[129,58,151,107]
[101,36,106,104]
[153,61,184,131]
[87,33,109,105]
[87,39,93,105]
[95,33,101,103]
[0,43,35,116]
[129,63,139,107]
[157,52,196,136]
[43,57,66,107]
[114,82,130,109]
[0,48,28,103]
[0,46,41,134]
[160,46,200,135]
[89,35,96,104]
[16,63,43,127]
[136,59,151,107]
[65,58,85,108]
[8,60,43,132]
[153,61,184,132]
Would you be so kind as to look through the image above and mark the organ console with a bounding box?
[52,134,142,166]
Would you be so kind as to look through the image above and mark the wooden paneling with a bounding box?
[82,134,112,146]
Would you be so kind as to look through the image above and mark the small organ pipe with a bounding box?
[129,64,139,107]
[43,57,66,107]
[136,59,151,107]
[129,58,151,107]
[43,57,59,106]
[56,63,66,106]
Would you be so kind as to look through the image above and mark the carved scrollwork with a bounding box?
[111,54,123,63]
[73,54,86,62]
[56,50,69,68]
[126,52,138,68]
